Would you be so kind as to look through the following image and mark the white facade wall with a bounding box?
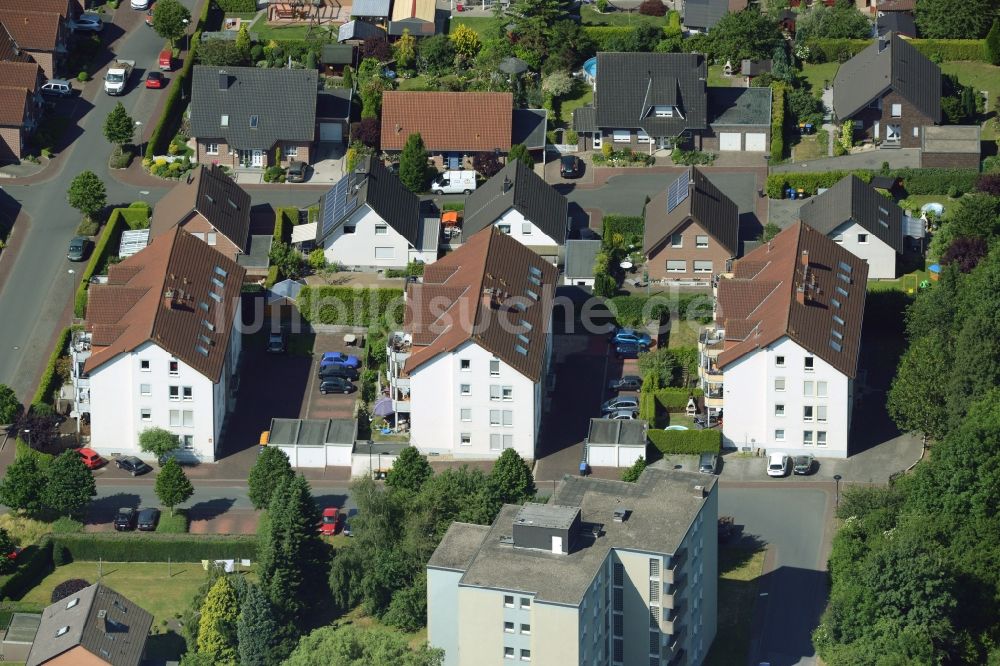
[491,208,560,258]
[830,220,897,280]
[721,336,851,458]
[409,340,538,459]
[322,206,412,268]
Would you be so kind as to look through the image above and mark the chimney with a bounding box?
[691,484,708,499]
[795,286,806,305]
[97,609,109,634]
[164,289,176,309]
[800,250,809,268]
[394,123,401,134]
[218,72,228,90]
[503,176,512,193]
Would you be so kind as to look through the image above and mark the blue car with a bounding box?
[610,328,652,348]
[320,352,360,369]
[614,342,642,359]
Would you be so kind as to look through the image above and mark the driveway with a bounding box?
[302,331,360,421]
[770,148,920,172]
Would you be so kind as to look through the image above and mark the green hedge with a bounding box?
[770,82,787,162]
[274,207,296,244]
[73,206,149,318]
[49,533,258,562]
[653,387,704,412]
[31,328,73,406]
[298,286,404,326]
[766,170,871,197]
[767,168,977,198]
[608,295,670,327]
[215,0,255,10]
[0,540,54,601]
[602,215,644,247]
[807,38,985,63]
[804,39,871,63]
[647,428,721,455]
[582,26,635,51]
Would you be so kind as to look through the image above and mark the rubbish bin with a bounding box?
[797,188,806,199]
[579,462,589,476]
[786,187,793,199]
[790,189,797,200]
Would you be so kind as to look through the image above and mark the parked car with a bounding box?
[610,328,652,348]
[766,454,790,478]
[601,396,639,414]
[607,408,638,420]
[131,0,149,10]
[115,456,152,476]
[145,72,165,89]
[699,452,718,474]
[68,14,103,31]
[317,364,358,381]
[114,507,136,531]
[320,352,360,369]
[608,375,642,392]
[286,161,308,183]
[40,79,73,97]
[77,447,105,470]
[793,455,816,475]
[158,48,172,71]
[319,507,340,535]
[319,377,356,394]
[267,332,286,353]
[137,507,160,531]
[560,155,583,178]
[67,237,90,262]
[614,342,642,359]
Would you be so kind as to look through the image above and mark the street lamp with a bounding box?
[182,19,190,53]
[22,429,30,448]
[135,121,143,158]
[833,474,842,508]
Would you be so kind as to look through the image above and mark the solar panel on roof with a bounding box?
[666,168,691,214]
[320,175,353,238]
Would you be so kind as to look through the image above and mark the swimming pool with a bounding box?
[582,57,597,83]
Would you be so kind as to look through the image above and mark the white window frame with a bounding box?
[207,232,217,246]
[169,359,179,375]
[460,408,471,422]
[695,235,709,248]
[140,383,151,397]
[803,406,814,422]
[612,130,631,143]
[374,246,395,260]
[817,381,828,398]
[498,223,511,234]
[804,356,814,372]
[857,233,868,244]
[817,405,827,422]
[670,232,683,248]
[803,430,814,446]
[774,429,785,441]
[169,386,180,401]
[183,410,194,427]
[693,260,713,273]
[774,377,785,392]
[653,105,674,118]
[284,143,298,158]
[374,224,388,235]
[460,433,471,446]
[183,386,192,401]
[140,359,150,372]
[666,260,686,273]
[490,410,501,426]
[504,595,514,608]
[504,621,515,633]
[803,381,814,397]
[774,404,785,417]
[891,103,902,117]
[490,385,501,401]
[637,130,651,144]
[169,410,180,426]
[461,359,471,371]
[460,384,471,396]
[206,142,219,156]
[141,408,152,421]
[521,222,532,235]
[775,355,785,368]
[817,431,827,446]
[504,647,515,659]
[490,359,500,376]
[502,386,513,401]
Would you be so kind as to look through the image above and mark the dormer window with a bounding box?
[653,105,674,118]
[250,115,258,129]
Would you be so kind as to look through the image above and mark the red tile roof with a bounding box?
[0,85,29,125]
[83,227,246,381]
[380,91,513,152]
[403,226,556,382]
[715,221,868,378]
[0,61,41,90]
[0,9,62,51]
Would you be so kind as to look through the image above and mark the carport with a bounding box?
[585,418,648,468]
[266,417,357,468]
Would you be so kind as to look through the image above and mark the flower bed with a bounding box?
[592,147,655,167]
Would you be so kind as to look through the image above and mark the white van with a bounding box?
[431,170,477,195]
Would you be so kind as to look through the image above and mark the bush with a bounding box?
[32,328,72,406]
[638,0,667,16]
[582,26,635,52]
[0,540,54,601]
[609,295,671,327]
[894,168,978,195]
[653,387,704,412]
[647,428,721,454]
[75,217,99,236]
[263,166,286,183]
[49,534,257,562]
[765,170,873,198]
[671,148,715,166]
[53,543,72,566]
[108,146,134,170]
[50,517,83,534]
[51,578,89,602]
[298,286,404,325]
[602,215,644,247]
[76,71,89,82]
[215,0,255,10]
[273,207,295,244]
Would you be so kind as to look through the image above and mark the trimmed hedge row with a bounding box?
[265,207,298,288]
[50,533,258,562]
[653,387,704,412]
[215,0,255,10]
[766,170,871,198]
[806,38,986,63]
[804,39,871,63]
[582,26,635,51]
[608,295,671,327]
[298,286,404,326]
[0,541,54,601]
[31,328,73,406]
[73,206,151,318]
[771,82,787,162]
[648,428,721,455]
[601,215,644,246]
[767,168,978,198]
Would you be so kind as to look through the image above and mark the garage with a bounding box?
[745,132,767,152]
[719,132,742,151]
[319,122,343,142]
[588,445,616,467]
[585,418,648,468]
[265,417,356,469]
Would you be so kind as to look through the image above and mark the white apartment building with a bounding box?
[71,227,245,463]
[699,222,868,458]
[386,226,556,459]
[427,467,719,666]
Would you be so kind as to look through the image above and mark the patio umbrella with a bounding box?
[499,57,529,76]
[372,397,395,417]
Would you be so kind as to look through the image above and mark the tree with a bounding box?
[155,458,194,516]
[236,584,283,666]
[0,529,16,574]
[152,0,191,47]
[197,39,245,66]
[385,446,432,493]
[394,29,417,72]
[398,133,428,193]
[450,24,482,63]
[361,36,391,61]
[473,151,503,177]
[786,87,824,127]
[247,446,294,510]
[508,143,534,168]
[417,35,455,75]
[756,222,782,243]
[488,448,535,505]
[621,456,647,482]
[50,578,90,602]
[235,24,251,62]
[639,0,667,15]
[770,45,795,84]
[283,625,444,666]
[197,576,239,665]
[43,450,97,517]
[138,427,179,462]
[987,20,1000,65]
[103,102,135,148]
[916,0,991,38]
[350,118,380,149]
[794,4,872,40]
[67,171,106,221]
[0,454,44,515]
[0,384,21,424]
[542,70,574,99]
[705,9,782,63]
[942,236,988,273]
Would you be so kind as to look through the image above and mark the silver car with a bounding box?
[601,396,639,414]
[607,408,638,420]
[698,452,718,474]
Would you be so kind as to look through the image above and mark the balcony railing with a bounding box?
[660,601,683,634]
[664,550,686,585]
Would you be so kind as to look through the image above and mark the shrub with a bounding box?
[671,148,715,166]
[765,170,873,198]
[976,173,1000,195]
[32,328,72,406]
[895,168,977,195]
[263,166,286,183]
[602,215,644,247]
[582,26,634,52]
[215,0,256,11]
[51,578,89,602]
[75,217,99,236]
[609,295,671,328]
[647,429,721,454]
[653,387,704,412]
[49,534,257,562]
[50,517,84,534]
[638,0,667,16]
[297,286,404,326]
[566,130,579,145]
[76,71,89,82]
[0,540,54,601]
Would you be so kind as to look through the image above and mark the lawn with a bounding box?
[940,61,1000,138]
[248,15,312,40]
[667,316,700,348]
[703,546,767,666]
[396,75,436,91]
[792,133,826,161]
[559,82,594,126]
[799,62,840,97]
[581,6,671,26]
[448,16,495,35]
[21,562,212,627]
[707,64,733,88]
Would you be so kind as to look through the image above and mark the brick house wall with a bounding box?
[180,211,243,261]
[645,219,733,282]
[576,129,699,152]
[0,125,22,163]
[197,139,312,168]
[25,50,55,80]
[848,91,933,149]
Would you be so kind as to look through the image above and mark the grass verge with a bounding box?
[156,511,190,533]
[703,546,767,666]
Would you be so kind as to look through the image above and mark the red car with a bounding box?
[77,447,105,470]
[319,507,340,536]
[145,72,165,89]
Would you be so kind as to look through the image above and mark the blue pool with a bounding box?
[582,57,597,82]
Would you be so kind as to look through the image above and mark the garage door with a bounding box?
[619,446,646,468]
[319,122,342,142]
[745,132,767,152]
[719,132,742,151]
[588,445,616,467]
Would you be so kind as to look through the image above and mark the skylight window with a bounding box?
[214,266,228,278]
[209,291,223,303]
[831,298,841,309]
[517,334,530,345]
[199,301,209,312]
[831,329,843,340]
[878,207,889,216]
[202,319,215,331]
[196,345,210,356]
[878,219,889,228]
[837,273,850,284]
[514,344,528,355]
[528,276,541,286]
[250,115,259,129]
[829,340,843,352]
[832,315,845,326]
[211,277,224,288]
[520,320,532,331]
[66,598,79,609]
[221,115,229,126]
[528,266,542,278]
[56,626,70,637]
[837,261,852,273]
[514,301,526,312]
[836,286,849,297]
[525,289,538,301]
[228,199,238,210]
[199,334,212,345]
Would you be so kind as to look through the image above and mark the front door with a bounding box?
[252,150,263,167]
[886,124,901,143]
[592,132,602,149]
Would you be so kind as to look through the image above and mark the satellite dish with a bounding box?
[619,260,633,270]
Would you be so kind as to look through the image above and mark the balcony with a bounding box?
[664,550,685,585]
[703,384,723,408]
[660,602,683,634]
[662,574,684,609]
[698,329,724,353]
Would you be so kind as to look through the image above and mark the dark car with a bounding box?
[615,342,641,359]
[267,332,286,353]
[115,456,152,476]
[320,377,356,394]
[137,507,160,531]
[609,375,642,392]
[114,507,136,531]
[67,236,89,262]
[318,364,358,381]
[560,155,583,178]
[793,455,816,475]
[286,161,308,183]
[145,71,165,89]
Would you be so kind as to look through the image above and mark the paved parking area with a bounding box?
[302,331,360,421]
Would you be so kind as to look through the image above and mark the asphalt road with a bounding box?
[720,486,830,666]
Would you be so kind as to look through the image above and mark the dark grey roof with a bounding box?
[740,59,772,77]
[352,0,391,17]
[594,53,708,136]
[317,89,353,120]
[709,86,772,126]
[317,156,421,246]
[587,418,647,446]
[832,33,941,123]
[464,160,568,244]
[338,20,386,42]
[644,167,739,256]
[683,0,730,30]
[320,43,355,65]
[565,240,602,279]
[26,584,152,666]
[190,66,317,150]
[877,12,916,37]
[798,175,905,253]
[511,109,547,149]
[572,105,596,133]
[149,165,252,253]
[267,417,356,446]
